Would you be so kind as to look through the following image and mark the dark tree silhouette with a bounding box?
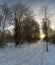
[41,6,52,51]
[22,17,40,43]
[12,3,33,46]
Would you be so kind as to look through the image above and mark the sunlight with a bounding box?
[40,29,45,39]
[40,34,45,39]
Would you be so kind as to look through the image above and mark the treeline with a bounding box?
[0,2,40,47]
[14,17,40,46]
[0,30,13,47]
[0,2,55,48]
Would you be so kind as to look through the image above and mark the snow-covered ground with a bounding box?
[0,40,55,65]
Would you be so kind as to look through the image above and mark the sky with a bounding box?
[0,0,55,29]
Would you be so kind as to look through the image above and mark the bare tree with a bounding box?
[40,6,52,51]
[0,2,11,47]
[12,3,33,46]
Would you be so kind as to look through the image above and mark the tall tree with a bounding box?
[0,2,11,47]
[41,6,52,51]
[12,3,33,45]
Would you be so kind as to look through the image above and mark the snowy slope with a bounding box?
[0,40,55,65]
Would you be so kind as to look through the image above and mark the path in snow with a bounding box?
[0,40,55,65]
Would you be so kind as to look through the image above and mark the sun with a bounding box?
[40,34,45,39]
[40,29,45,39]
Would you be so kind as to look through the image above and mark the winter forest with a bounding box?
[0,0,55,65]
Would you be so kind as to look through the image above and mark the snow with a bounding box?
[0,40,55,65]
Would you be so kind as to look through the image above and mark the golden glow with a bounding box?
[40,29,45,39]
[40,34,45,39]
